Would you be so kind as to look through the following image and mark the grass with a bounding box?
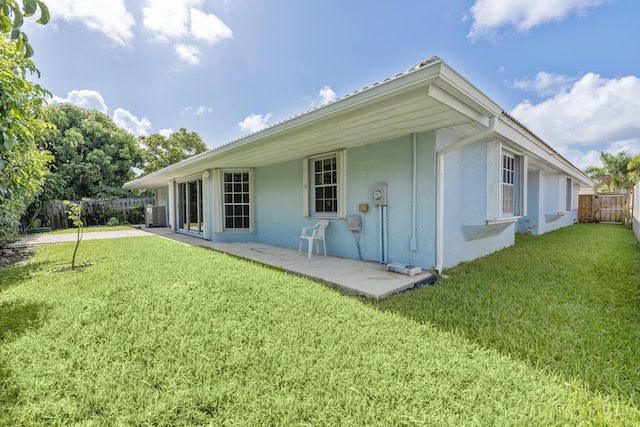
[370,223,640,406]
[0,225,639,425]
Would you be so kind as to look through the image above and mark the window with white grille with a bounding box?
[222,171,251,231]
[304,151,345,218]
[502,153,515,215]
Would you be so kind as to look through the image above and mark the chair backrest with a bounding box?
[314,220,330,238]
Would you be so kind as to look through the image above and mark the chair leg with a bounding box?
[299,238,302,255]
[322,238,326,256]
[307,239,313,259]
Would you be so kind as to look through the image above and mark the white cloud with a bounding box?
[142,0,193,41]
[113,108,153,137]
[511,73,640,168]
[182,105,214,115]
[318,85,337,105]
[48,0,134,45]
[513,72,577,97]
[159,128,174,137]
[51,90,109,113]
[175,44,201,65]
[143,0,232,65]
[238,113,273,133]
[467,0,607,40]
[190,8,233,44]
[308,85,338,108]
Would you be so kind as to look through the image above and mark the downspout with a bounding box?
[435,116,497,273]
[410,133,418,251]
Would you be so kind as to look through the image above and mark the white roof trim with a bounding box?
[124,57,592,190]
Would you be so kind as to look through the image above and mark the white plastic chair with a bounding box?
[299,220,330,259]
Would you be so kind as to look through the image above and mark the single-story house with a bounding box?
[124,56,594,272]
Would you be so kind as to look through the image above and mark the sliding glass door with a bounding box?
[177,178,203,234]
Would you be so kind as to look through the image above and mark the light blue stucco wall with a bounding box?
[157,132,582,269]
[524,169,578,235]
[207,132,438,268]
[538,170,576,233]
[344,133,436,267]
[524,170,541,234]
[440,139,514,268]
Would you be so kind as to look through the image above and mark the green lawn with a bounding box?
[1,225,639,425]
[369,224,640,407]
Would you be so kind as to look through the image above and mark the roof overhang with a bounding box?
[125,58,502,190]
[493,115,594,187]
[125,57,592,190]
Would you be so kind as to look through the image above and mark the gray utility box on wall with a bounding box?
[145,206,167,227]
[347,215,362,232]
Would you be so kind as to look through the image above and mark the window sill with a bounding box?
[487,217,520,225]
[545,212,566,223]
[306,214,341,220]
[461,218,518,241]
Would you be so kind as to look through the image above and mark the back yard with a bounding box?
[1,224,638,425]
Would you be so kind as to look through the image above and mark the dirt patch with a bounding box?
[0,246,36,269]
[50,263,96,273]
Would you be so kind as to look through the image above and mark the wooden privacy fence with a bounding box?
[578,193,631,227]
[47,198,155,230]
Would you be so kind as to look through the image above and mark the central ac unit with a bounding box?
[145,206,167,227]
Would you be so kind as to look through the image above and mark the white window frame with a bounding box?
[502,152,516,216]
[565,177,573,212]
[303,150,346,219]
[175,175,204,235]
[488,143,527,220]
[215,169,254,233]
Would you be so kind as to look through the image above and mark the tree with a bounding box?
[629,154,640,186]
[138,128,208,176]
[0,0,51,243]
[63,200,83,270]
[584,151,639,193]
[37,104,143,200]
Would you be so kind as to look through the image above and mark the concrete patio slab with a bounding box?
[144,227,435,299]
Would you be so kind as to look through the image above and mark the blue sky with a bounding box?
[24,0,640,169]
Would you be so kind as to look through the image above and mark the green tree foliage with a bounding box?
[0,0,51,243]
[36,104,143,200]
[629,154,640,186]
[584,151,639,193]
[1,0,49,58]
[139,128,208,176]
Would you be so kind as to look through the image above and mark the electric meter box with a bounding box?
[372,183,388,206]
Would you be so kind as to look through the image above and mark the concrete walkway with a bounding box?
[12,227,435,299]
[11,229,152,246]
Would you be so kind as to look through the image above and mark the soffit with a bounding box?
[125,58,499,189]
[127,88,479,188]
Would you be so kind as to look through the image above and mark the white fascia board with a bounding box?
[427,85,488,125]
[433,63,503,119]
